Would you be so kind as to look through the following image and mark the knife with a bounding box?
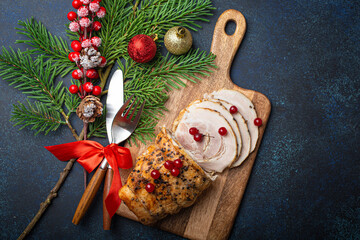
[103,69,124,230]
[72,69,124,225]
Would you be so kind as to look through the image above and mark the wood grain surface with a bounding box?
[116,9,271,240]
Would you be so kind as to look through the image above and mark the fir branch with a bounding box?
[87,108,107,139]
[11,100,65,135]
[15,18,75,77]
[0,47,64,109]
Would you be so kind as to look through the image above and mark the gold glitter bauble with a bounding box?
[164,26,193,55]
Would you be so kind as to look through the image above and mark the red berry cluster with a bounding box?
[67,0,107,98]
[145,159,184,193]
[189,127,203,142]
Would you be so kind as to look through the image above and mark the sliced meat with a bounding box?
[173,107,237,173]
[213,99,251,167]
[185,100,242,158]
[206,89,259,152]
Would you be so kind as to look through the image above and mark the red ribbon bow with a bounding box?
[45,140,132,218]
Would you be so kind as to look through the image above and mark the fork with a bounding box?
[72,95,145,225]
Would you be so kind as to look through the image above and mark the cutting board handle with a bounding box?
[210,9,246,81]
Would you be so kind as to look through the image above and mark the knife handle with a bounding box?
[72,166,107,225]
[103,167,114,230]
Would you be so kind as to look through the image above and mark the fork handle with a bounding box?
[72,166,107,225]
[103,167,114,230]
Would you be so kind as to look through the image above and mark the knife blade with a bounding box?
[72,69,124,226]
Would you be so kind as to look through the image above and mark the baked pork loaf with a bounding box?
[119,127,213,225]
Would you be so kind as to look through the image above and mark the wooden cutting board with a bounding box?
[117,9,271,240]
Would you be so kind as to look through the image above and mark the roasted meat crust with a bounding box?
[119,128,212,225]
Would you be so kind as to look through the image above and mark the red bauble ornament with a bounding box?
[229,105,238,114]
[83,82,93,93]
[72,0,82,9]
[254,118,262,126]
[69,84,79,94]
[174,159,183,168]
[86,69,98,79]
[171,168,180,177]
[93,21,102,31]
[67,11,77,21]
[151,170,160,179]
[71,40,82,52]
[218,127,227,136]
[92,86,101,96]
[193,133,203,142]
[145,183,155,193]
[127,34,157,63]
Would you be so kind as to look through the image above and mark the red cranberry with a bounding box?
[229,105,238,114]
[254,118,262,126]
[218,127,227,136]
[164,160,174,170]
[171,168,180,177]
[151,170,160,179]
[189,127,199,135]
[92,86,101,96]
[174,159,183,168]
[145,183,155,193]
[193,133,203,142]
[69,85,78,94]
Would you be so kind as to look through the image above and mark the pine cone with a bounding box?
[76,95,103,123]
[80,47,102,69]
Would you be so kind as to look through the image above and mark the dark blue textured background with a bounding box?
[0,0,359,239]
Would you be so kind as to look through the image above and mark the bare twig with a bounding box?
[17,158,77,240]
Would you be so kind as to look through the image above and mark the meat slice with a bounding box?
[206,89,259,152]
[185,100,242,158]
[213,99,251,167]
[173,107,237,173]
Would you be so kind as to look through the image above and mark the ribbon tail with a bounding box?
[104,169,122,218]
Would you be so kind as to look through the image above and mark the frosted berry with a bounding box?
[67,11,77,21]
[78,6,89,17]
[145,183,155,193]
[69,21,80,32]
[80,0,91,4]
[164,160,174,170]
[99,56,107,67]
[93,21,102,31]
[72,0,82,9]
[218,127,227,136]
[96,7,106,18]
[92,86,101,96]
[189,127,199,135]
[127,34,157,63]
[69,85,79,94]
[71,40,82,52]
[171,168,180,177]
[193,133,203,142]
[79,17,91,28]
[72,69,83,79]
[229,105,238,114]
[151,170,160,179]
[83,82,93,93]
[91,36,101,47]
[89,2,100,12]
[81,39,92,48]
[68,52,80,62]
[254,118,262,126]
[174,159,183,168]
[86,69,98,79]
